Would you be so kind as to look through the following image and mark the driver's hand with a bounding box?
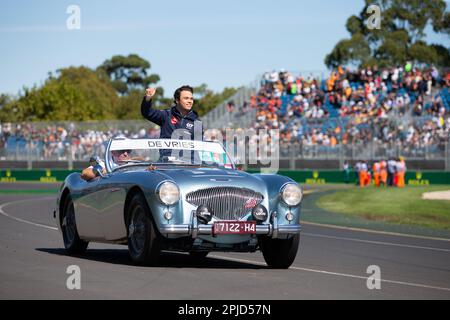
[146,164,157,171]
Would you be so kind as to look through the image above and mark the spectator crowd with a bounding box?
[0,121,160,160]
[247,65,450,152]
[0,64,449,162]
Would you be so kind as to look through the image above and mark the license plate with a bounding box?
[213,221,256,235]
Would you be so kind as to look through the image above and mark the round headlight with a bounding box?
[281,184,302,206]
[158,181,180,205]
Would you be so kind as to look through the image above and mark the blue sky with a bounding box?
[0,0,448,97]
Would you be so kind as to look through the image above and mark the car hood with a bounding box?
[154,167,265,192]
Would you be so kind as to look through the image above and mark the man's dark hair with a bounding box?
[173,85,194,104]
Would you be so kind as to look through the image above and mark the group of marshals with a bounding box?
[81,85,201,181]
[353,158,406,188]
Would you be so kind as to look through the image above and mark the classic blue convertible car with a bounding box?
[54,137,302,268]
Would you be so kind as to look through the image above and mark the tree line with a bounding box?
[325,0,450,69]
[0,54,237,122]
[1,0,448,122]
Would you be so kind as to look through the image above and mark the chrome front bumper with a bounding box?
[159,211,301,239]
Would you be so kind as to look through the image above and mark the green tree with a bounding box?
[0,66,119,122]
[0,54,238,122]
[130,84,238,118]
[0,94,11,112]
[431,44,450,67]
[116,86,165,119]
[192,84,238,116]
[98,54,160,95]
[325,0,450,69]
[133,84,237,118]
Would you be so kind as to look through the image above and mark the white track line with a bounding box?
[2,197,450,293]
[2,197,449,253]
[302,232,450,253]
[302,221,450,242]
[0,197,58,231]
[210,255,450,293]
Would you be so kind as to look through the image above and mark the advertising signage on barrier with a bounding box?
[407,172,430,186]
[246,170,450,185]
[0,170,449,185]
[40,170,58,183]
[0,170,74,182]
[1,170,16,182]
[305,171,326,184]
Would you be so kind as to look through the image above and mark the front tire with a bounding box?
[61,196,89,254]
[126,193,161,265]
[261,234,300,269]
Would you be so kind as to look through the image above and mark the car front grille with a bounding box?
[186,187,264,220]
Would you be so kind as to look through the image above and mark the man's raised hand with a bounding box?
[145,87,156,99]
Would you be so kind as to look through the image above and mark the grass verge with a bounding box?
[316,185,450,230]
[0,189,58,194]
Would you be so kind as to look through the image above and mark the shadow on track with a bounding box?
[36,248,267,269]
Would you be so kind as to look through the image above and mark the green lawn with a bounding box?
[316,185,450,230]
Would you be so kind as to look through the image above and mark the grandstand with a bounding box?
[203,66,450,170]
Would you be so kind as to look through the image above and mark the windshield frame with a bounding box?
[105,138,236,173]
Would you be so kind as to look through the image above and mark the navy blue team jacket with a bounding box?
[140,97,203,140]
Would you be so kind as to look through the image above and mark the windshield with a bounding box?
[107,139,235,170]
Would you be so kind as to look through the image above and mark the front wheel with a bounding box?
[126,193,161,265]
[261,234,300,269]
[61,196,89,254]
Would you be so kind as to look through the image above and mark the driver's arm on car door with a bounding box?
[81,165,106,181]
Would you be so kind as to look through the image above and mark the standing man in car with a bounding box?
[141,85,203,141]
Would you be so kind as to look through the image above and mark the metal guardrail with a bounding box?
[1,118,449,170]
[202,82,258,129]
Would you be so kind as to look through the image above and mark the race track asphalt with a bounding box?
[0,183,449,300]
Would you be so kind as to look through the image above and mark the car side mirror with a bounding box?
[93,164,105,178]
[89,155,105,178]
[89,155,101,166]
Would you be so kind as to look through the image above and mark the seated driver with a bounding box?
[81,149,144,181]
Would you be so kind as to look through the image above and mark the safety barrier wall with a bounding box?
[0,159,447,171]
[0,169,449,185]
[267,170,450,185]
